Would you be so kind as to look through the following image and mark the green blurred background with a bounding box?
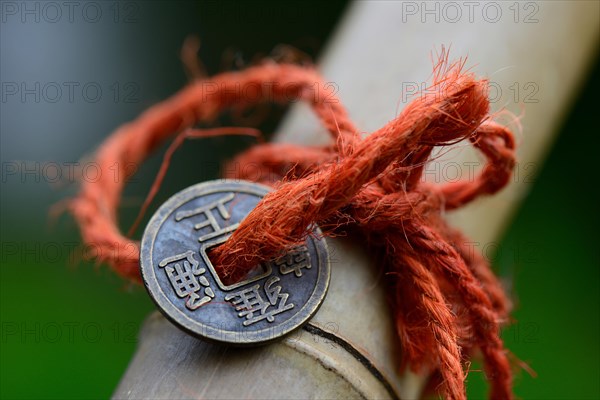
[1,1,598,399]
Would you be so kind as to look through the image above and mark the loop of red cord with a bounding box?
[70,54,517,400]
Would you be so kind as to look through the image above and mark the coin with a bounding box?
[140,179,330,345]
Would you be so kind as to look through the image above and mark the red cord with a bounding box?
[70,52,517,400]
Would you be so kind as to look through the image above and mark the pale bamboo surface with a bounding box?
[114,1,598,399]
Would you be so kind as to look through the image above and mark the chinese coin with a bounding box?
[140,179,331,345]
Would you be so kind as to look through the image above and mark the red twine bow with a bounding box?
[70,53,517,400]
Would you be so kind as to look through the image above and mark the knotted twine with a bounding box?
[69,55,517,400]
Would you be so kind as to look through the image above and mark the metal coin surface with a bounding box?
[140,179,330,345]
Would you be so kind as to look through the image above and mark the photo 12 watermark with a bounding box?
[1,321,139,344]
[421,160,538,185]
[1,81,140,104]
[400,80,540,104]
[460,240,540,265]
[400,1,540,24]
[1,1,140,24]
[1,161,140,185]
[195,80,340,104]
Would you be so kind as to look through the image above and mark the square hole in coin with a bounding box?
[202,238,272,290]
